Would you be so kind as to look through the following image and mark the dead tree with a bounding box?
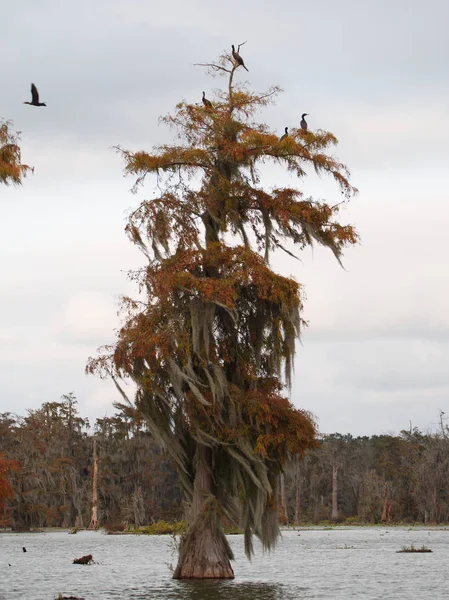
[331,464,339,521]
[88,438,99,530]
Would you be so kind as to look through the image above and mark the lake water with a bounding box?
[1,527,448,599]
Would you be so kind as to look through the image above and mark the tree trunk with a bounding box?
[173,446,234,579]
[331,464,339,521]
[174,164,234,579]
[381,482,389,523]
[432,487,437,523]
[61,493,71,529]
[294,456,301,524]
[278,472,288,524]
[88,438,99,530]
[71,470,84,528]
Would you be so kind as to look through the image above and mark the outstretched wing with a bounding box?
[31,83,39,104]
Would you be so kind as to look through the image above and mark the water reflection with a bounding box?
[135,581,307,600]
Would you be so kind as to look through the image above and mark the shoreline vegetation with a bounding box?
[3,400,449,533]
[397,545,433,553]
[2,520,449,536]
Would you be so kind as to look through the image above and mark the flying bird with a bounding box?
[202,91,213,109]
[279,127,289,141]
[232,45,249,72]
[23,84,47,107]
[22,547,27,552]
[300,113,309,132]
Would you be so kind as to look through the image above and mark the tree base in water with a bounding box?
[173,512,234,579]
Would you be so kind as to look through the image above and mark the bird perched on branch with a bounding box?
[279,127,289,141]
[300,113,309,132]
[23,84,47,107]
[232,45,249,71]
[202,91,213,109]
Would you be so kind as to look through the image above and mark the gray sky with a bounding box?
[1,0,449,435]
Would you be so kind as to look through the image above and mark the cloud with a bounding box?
[52,291,119,345]
[1,0,449,437]
[80,377,137,425]
[292,339,449,435]
[332,339,449,392]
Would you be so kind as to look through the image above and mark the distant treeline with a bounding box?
[1,395,448,529]
[0,394,182,530]
[284,423,449,525]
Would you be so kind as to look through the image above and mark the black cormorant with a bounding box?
[23,84,46,107]
[231,45,249,72]
[202,92,213,109]
[300,113,309,132]
[279,127,289,141]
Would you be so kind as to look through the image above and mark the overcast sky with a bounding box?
[1,0,449,436]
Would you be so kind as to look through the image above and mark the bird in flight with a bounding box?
[232,45,249,72]
[202,92,213,109]
[300,113,309,132]
[23,84,47,107]
[279,127,289,141]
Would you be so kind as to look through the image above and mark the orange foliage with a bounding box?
[0,453,19,526]
[184,378,318,465]
[0,120,32,186]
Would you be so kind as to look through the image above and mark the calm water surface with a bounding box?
[1,527,448,599]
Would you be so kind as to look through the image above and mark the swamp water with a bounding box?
[1,527,448,599]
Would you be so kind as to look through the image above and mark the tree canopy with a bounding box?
[0,453,18,527]
[0,119,32,187]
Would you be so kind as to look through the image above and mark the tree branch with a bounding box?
[194,62,232,74]
[234,89,279,108]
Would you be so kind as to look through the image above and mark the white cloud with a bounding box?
[1,0,449,436]
[52,291,119,345]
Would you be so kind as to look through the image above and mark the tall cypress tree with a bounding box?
[88,47,358,578]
